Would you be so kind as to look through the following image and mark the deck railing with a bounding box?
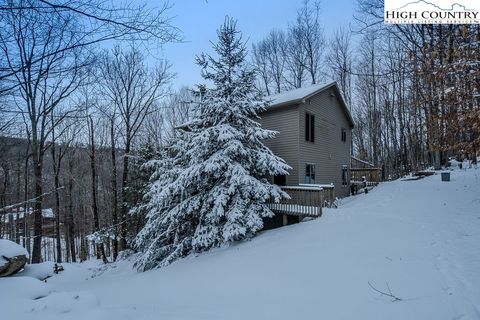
[267,185,324,217]
[350,168,382,183]
[299,183,335,207]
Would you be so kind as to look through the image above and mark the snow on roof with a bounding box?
[266,82,336,107]
[264,81,354,128]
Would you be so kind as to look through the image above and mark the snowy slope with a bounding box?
[1,168,479,320]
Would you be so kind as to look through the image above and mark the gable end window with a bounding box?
[341,128,346,142]
[305,164,316,184]
[305,113,315,142]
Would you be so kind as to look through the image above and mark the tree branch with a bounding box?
[368,281,403,302]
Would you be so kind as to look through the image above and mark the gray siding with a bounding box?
[257,105,300,185]
[259,86,352,198]
[299,88,352,197]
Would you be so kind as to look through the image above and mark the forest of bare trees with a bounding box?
[1,0,478,264]
[0,0,183,263]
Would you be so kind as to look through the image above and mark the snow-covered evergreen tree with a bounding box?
[134,17,290,271]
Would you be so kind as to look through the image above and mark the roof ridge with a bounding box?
[265,82,337,107]
[266,81,336,102]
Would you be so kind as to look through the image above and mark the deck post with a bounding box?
[319,192,323,216]
[282,214,288,226]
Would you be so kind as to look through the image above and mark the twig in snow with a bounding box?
[368,281,403,302]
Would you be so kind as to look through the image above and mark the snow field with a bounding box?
[1,167,479,319]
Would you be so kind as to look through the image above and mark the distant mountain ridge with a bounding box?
[394,0,475,11]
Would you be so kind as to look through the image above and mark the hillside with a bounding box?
[1,166,479,320]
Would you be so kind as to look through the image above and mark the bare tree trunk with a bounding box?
[65,231,71,262]
[15,163,21,244]
[67,156,76,263]
[110,118,119,261]
[119,137,130,251]
[88,116,108,263]
[0,165,8,238]
[23,148,30,256]
[51,118,62,263]
[31,154,43,264]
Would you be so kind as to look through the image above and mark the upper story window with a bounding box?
[341,128,346,142]
[305,163,316,184]
[305,112,315,142]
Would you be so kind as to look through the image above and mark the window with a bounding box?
[305,164,315,184]
[274,174,286,186]
[305,113,315,142]
[341,128,347,142]
[342,165,348,187]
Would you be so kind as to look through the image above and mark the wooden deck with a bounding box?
[351,168,382,183]
[267,185,326,218]
[266,177,380,227]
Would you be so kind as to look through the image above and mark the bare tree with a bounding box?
[93,87,122,261]
[294,0,325,84]
[327,27,353,107]
[162,87,194,138]
[265,30,287,93]
[0,5,89,262]
[252,30,287,95]
[251,41,272,95]
[284,24,308,89]
[0,0,180,81]
[101,45,172,250]
[252,0,325,91]
[85,105,108,263]
[354,30,396,168]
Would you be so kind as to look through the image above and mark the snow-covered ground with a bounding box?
[1,168,479,320]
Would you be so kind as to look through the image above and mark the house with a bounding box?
[259,81,354,199]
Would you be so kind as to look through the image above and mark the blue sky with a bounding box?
[161,0,357,89]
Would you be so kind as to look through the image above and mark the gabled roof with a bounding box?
[265,81,354,128]
[267,82,335,107]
